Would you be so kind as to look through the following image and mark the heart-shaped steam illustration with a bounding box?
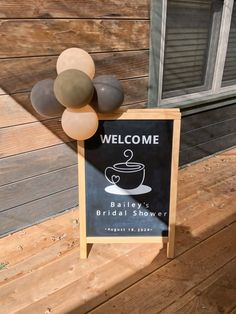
[124,149,133,167]
[111,175,120,184]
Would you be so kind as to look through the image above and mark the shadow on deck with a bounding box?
[0,147,236,313]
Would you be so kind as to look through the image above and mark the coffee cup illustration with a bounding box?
[104,150,151,195]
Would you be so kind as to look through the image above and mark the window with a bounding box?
[149,0,236,107]
[222,2,236,87]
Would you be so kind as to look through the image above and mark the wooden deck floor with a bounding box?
[0,148,236,314]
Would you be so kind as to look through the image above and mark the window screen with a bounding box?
[162,0,222,99]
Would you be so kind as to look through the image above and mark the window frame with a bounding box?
[148,0,236,108]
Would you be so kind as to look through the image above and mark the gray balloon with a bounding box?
[92,75,124,113]
[30,79,64,117]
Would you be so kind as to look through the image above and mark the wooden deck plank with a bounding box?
[0,242,148,313]
[0,119,71,158]
[176,151,236,231]
[163,257,236,314]
[0,92,43,128]
[0,187,78,237]
[180,133,236,166]
[177,174,236,226]
[0,209,79,268]
[181,105,236,133]
[6,188,236,314]
[15,220,236,314]
[178,151,236,200]
[180,117,236,151]
[90,222,236,314]
[17,244,166,314]
[0,143,77,186]
[0,165,77,212]
[0,208,80,284]
[0,148,235,313]
[1,202,234,313]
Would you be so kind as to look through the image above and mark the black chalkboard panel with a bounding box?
[85,119,173,237]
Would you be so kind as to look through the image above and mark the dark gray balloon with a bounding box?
[92,75,124,113]
[30,79,64,117]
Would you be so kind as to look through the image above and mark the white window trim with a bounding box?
[212,0,234,91]
[157,0,167,104]
[158,0,235,107]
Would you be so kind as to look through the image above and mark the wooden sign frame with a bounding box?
[78,108,181,259]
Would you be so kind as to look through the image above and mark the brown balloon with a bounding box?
[61,105,98,140]
[54,69,94,109]
[56,48,95,79]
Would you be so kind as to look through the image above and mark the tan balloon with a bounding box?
[57,48,95,79]
[61,105,98,140]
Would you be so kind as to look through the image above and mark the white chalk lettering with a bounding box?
[100,134,159,145]
[132,135,140,144]
[100,134,112,144]
[153,135,159,144]
[125,135,131,144]
[142,135,152,144]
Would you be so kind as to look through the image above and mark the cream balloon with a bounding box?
[61,105,98,140]
[57,48,95,79]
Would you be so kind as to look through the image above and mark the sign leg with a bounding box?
[78,140,88,259]
[80,240,88,259]
[167,225,175,258]
[167,119,180,259]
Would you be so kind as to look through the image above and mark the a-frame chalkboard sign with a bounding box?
[78,108,181,259]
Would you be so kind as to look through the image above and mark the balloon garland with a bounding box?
[30,47,124,140]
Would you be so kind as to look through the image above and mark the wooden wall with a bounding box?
[0,0,235,237]
[0,0,150,236]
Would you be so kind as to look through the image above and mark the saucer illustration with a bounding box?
[105,184,152,195]
[104,149,152,195]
